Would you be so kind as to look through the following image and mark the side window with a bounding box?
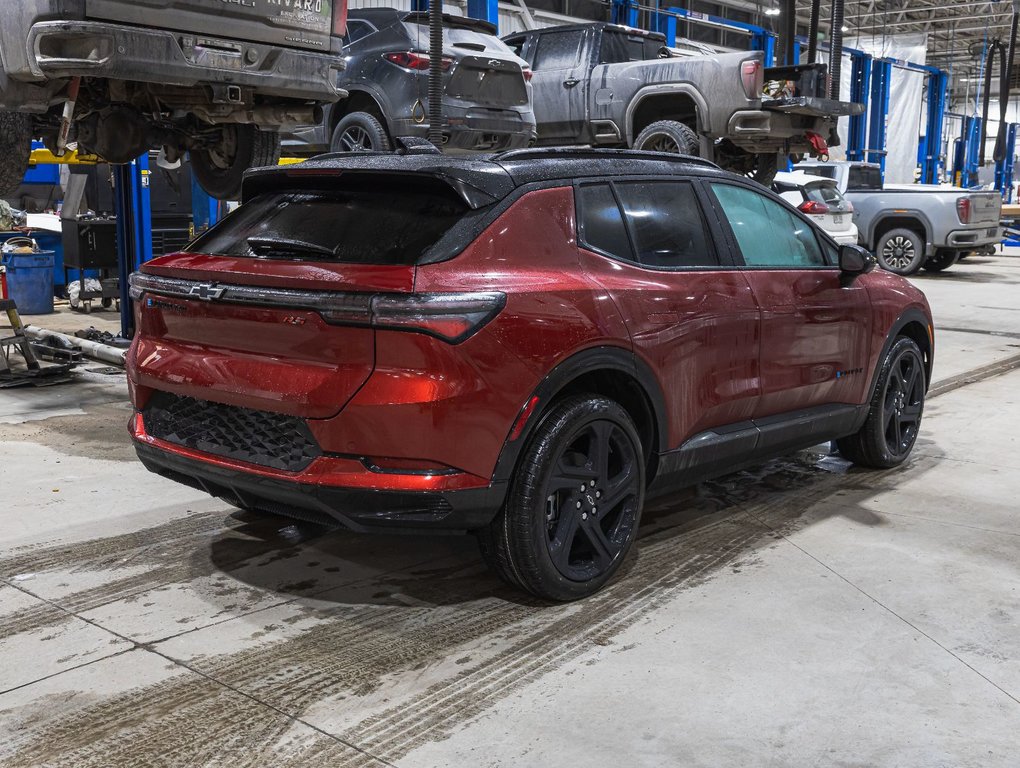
[615,181,716,268]
[577,184,632,261]
[531,30,584,71]
[709,183,826,268]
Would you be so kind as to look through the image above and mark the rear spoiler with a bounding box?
[403,12,497,36]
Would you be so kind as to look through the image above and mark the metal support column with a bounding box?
[919,69,948,184]
[846,51,871,162]
[995,123,1017,200]
[952,116,982,189]
[866,58,891,177]
[115,154,152,339]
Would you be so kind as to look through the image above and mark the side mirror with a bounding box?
[839,243,876,276]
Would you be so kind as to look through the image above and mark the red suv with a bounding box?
[127,147,934,601]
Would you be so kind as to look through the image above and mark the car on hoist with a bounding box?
[0,0,350,200]
[126,146,934,601]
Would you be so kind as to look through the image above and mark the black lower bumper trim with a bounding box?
[135,442,505,533]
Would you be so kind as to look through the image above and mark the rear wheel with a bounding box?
[0,111,33,197]
[191,124,281,200]
[633,120,700,156]
[923,249,960,272]
[478,395,645,601]
[837,337,926,468]
[876,227,926,275]
[330,112,391,153]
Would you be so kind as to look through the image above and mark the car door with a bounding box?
[523,28,590,141]
[575,178,761,459]
[704,180,872,420]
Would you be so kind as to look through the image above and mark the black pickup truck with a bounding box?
[503,23,863,182]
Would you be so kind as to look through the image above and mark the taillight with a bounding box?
[957,197,972,224]
[320,291,506,344]
[798,200,830,215]
[522,67,533,82]
[844,201,854,213]
[741,59,763,100]
[332,0,348,37]
[384,51,454,72]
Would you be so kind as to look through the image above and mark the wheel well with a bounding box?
[553,369,661,481]
[631,94,699,139]
[330,91,388,135]
[872,216,928,249]
[898,321,934,389]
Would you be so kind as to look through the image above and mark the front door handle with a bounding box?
[563,78,580,87]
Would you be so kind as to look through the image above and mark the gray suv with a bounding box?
[0,0,349,199]
[289,9,536,154]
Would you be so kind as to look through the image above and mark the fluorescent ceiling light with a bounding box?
[841,25,849,32]
[764,7,781,15]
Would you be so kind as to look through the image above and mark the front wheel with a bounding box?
[0,111,33,197]
[330,112,391,153]
[837,337,926,468]
[191,124,281,200]
[477,395,645,601]
[875,227,926,275]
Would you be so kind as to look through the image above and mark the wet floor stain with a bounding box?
[0,447,916,767]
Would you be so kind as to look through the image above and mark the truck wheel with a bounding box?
[875,228,926,275]
[922,249,960,272]
[192,125,281,200]
[330,112,391,153]
[633,120,700,156]
[0,111,33,198]
[477,395,645,601]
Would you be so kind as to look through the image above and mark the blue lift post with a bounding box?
[918,68,948,184]
[660,6,777,64]
[951,115,982,188]
[846,51,872,162]
[866,58,892,178]
[190,169,220,239]
[995,123,1017,200]
[115,154,152,339]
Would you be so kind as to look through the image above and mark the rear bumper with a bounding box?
[391,107,536,152]
[12,20,345,102]
[725,109,835,154]
[133,430,506,533]
[946,225,1003,249]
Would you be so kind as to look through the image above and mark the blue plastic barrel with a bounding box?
[2,250,55,314]
[30,232,65,292]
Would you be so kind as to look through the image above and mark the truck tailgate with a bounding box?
[968,192,1002,226]
[85,0,337,52]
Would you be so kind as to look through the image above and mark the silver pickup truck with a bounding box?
[503,23,863,183]
[797,160,1003,275]
[1,0,349,199]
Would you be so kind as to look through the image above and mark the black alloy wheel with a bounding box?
[837,336,926,468]
[477,395,645,601]
[542,419,641,582]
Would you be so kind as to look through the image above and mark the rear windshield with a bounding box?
[805,183,846,207]
[402,23,510,53]
[847,165,882,191]
[187,182,469,265]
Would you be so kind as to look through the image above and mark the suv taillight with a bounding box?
[321,291,506,344]
[957,197,972,224]
[741,59,763,100]
[384,51,454,72]
[332,0,348,37]
[798,200,830,215]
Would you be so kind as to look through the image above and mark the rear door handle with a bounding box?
[563,78,580,87]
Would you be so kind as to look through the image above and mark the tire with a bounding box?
[191,125,281,200]
[0,111,33,198]
[330,111,391,153]
[633,120,700,156]
[922,249,960,272]
[478,395,645,601]
[837,337,926,469]
[875,227,926,275]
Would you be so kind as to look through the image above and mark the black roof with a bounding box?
[501,22,667,44]
[242,147,724,208]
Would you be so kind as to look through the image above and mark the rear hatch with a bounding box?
[130,171,478,421]
[401,15,529,108]
[966,191,1002,227]
[804,180,854,235]
[85,0,342,52]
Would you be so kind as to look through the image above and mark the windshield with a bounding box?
[187,181,469,265]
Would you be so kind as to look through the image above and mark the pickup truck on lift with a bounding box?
[0,0,350,200]
[502,22,863,183]
[796,160,1004,275]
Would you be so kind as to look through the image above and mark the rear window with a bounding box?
[187,181,469,265]
[847,165,882,191]
[805,183,846,207]
[598,31,662,64]
[402,23,508,53]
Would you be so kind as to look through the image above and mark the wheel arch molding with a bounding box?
[864,308,934,413]
[489,345,669,486]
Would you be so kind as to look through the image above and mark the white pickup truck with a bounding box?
[796,160,1003,275]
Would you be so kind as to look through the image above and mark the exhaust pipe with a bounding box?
[23,326,126,367]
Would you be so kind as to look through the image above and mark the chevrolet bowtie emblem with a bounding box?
[188,283,226,301]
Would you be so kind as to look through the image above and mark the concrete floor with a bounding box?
[2,252,1019,767]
